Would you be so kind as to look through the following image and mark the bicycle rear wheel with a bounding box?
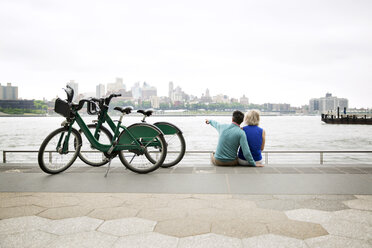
[38,127,82,174]
[78,124,113,167]
[118,123,167,174]
[153,122,186,168]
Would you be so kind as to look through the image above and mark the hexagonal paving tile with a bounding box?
[238,208,288,224]
[124,197,169,209]
[178,233,242,248]
[137,207,187,222]
[88,206,139,220]
[77,195,125,209]
[49,231,118,248]
[151,194,192,200]
[285,209,332,224]
[212,198,256,211]
[155,218,210,237]
[192,194,232,200]
[274,195,317,201]
[256,199,297,211]
[332,209,372,226]
[0,230,56,248]
[267,219,328,240]
[305,234,372,248]
[344,199,372,211]
[233,194,274,201]
[0,216,50,234]
[168,198,211,210]
[187,208,237,222]
[321,219,372,240]
[0,205,45,219]
[315,195,357,201]
[37,206,93,220]
[0,196,40,208]
[40,216,103,235]
[113,232,178,248]
[295,199,349,211]
[98,217,156,236]
[242,234,307,248]
[33,196,80,208]
[354,195,372,201]
[211,219,268,239]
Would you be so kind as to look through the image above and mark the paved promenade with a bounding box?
[1,163,372,247]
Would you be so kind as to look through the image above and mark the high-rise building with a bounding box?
[96,84,105,98]
[131,82,142,99]
[239,95,249,105]
[205,89,210,98]
[150,96,160,108]
[141,82,157,100]
[309,93,348,113]
[0,83,18,100]
[168,82,174,99]
[107,78,125,93]
[67,80,79,102]
[213,94,229,103]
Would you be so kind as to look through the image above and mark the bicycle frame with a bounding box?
[59,111,160,154]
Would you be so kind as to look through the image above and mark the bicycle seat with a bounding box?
[114,106,133,114]
[137,109,153,117]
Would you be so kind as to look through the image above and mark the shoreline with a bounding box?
[0,113,319,117]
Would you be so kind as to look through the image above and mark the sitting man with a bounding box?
[206,110,260,167]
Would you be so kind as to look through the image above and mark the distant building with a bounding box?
[264,103,291,112]
[0,83,18,100]
[107,78,125,94]
[96,84,105,98]
[213,94,229,103]
[309,93,348,113]
[200,89,212,103]
[141,82,157,100]
[239,95,249,105]
[168,82,188,103]
[0,100,34,109]
[150,96,160,108]
[131,82,142,99]
[168,82,174,99]
[67,80,79,102]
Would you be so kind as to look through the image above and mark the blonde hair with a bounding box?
[245,110,260,126]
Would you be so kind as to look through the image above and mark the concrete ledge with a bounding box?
[0,167,372,194]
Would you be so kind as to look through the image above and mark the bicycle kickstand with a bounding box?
[104,158,112,177]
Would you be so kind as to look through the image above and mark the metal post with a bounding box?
[265,152,268,165]
[2,151,6,163]
[320,152,323,165]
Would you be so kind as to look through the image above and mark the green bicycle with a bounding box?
[78,96,185,168]
[38,85,167,175]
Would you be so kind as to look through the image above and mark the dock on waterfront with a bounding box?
[1,161,372,247]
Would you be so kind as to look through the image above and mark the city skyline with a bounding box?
[1,0,372,108]
[0,78,358,108]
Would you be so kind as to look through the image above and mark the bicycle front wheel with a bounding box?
[38,127,82,174]
[118,123,167,174]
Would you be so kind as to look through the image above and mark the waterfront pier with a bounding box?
[1,154,372,247]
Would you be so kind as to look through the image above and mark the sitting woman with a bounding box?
[238,110,265,166]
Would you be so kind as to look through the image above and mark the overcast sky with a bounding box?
[1,0,371,107]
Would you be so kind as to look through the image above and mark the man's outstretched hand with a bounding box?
[205,119,210,124]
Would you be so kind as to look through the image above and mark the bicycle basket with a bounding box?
[54,98,72,118]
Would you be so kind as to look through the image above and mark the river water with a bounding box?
[1,116,372,164]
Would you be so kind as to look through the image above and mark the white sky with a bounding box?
[1,0,371,107]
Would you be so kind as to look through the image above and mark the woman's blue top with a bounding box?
[238,125,263,161]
